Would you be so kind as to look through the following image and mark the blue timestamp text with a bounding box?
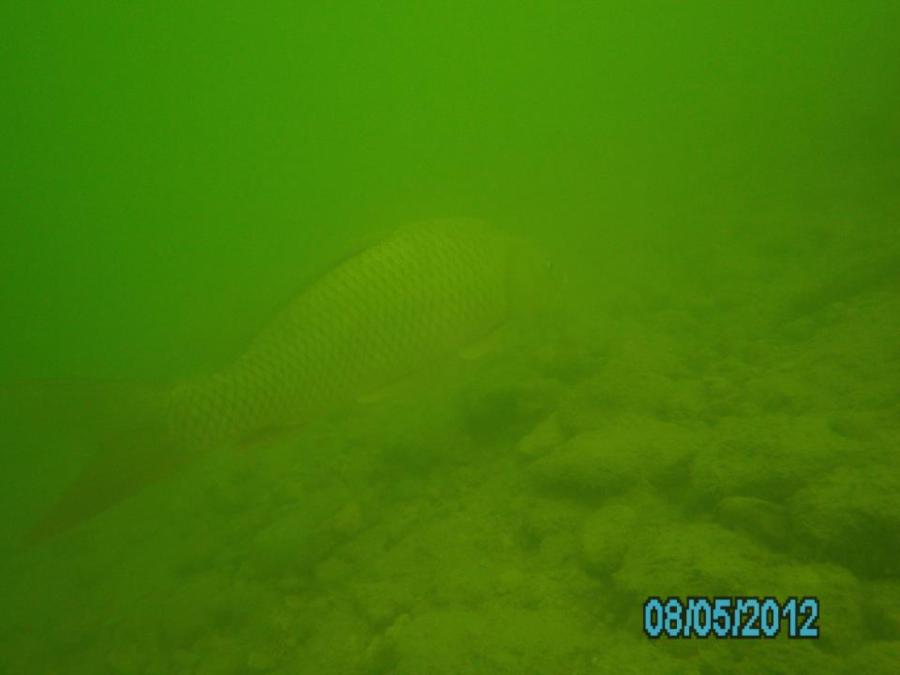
[643,596,820,639]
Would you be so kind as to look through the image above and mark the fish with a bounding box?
[21,218,553,543]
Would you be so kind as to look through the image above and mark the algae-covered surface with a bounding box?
[2,3,899,674]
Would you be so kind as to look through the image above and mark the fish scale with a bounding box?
[164,219,521,451]
[23,217,551,543]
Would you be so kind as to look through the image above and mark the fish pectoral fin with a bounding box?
[459,325,507,361]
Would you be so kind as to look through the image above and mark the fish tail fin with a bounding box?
[23,421,188,545]
[2,380,195,545]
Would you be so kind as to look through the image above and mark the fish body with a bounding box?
[26,218,547,541]
[168,218,535,450]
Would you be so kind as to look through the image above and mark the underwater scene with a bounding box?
[1,3,898,674]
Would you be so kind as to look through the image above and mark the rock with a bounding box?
[156,573,237,649]
[556,372,674,434]
[771,562,864,653]
[828,409,886,442]
[331,500,363,536]
[690,414,854,504]
[248,511,338,579]
[314,556,353,586]
[742,371,825,415]
[362,633,397,674]
[516,496,585,556]
[496,568,526,595]
[278,595,369,674]
[839,641,900,674]
[352,581,416,630]
[537,530,580,567]
[247,647,279,672]
[105,639,145,674]
[714,496,788,550]
[614,522,774,600]
[458,365,560,442]
[530,414,698,499]
[530,338,606,384]
[580,503,639,575]
[516,412,565,458]
[788,463,900,577]
[707,638,834,675]
[383,607,591,674]
[575,631,703,675]
[192,637,244,675]
[554,330,704,434]
[863,579,900,640]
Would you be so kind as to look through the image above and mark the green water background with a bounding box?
[1,2,898,673]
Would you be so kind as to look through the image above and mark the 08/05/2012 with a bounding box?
[643,596,820,639]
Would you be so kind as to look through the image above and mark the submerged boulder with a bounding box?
[862,579,900,641]
[714,496,788,550]
[381,607,592,675]
[788,463,900,578]
[840,642,900,675]
[530,414,699,499]
[516,412,566,459]
[580,502,640,576]
[771,562,865,653]
[613,521,775,600]
[690,414,854,504]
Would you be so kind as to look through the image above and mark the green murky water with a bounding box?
[2,3,898,673]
